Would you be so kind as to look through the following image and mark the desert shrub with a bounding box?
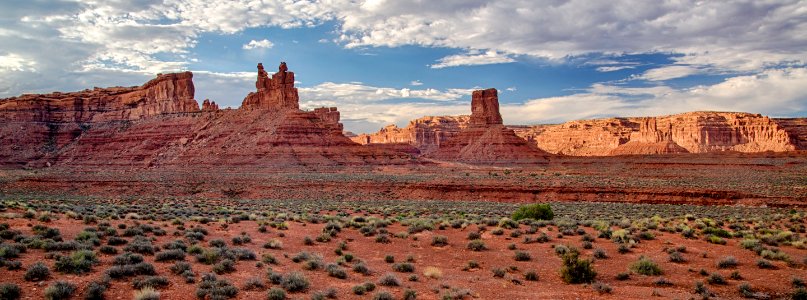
[242,277,265,291]
[792,288,807,300]
[706,235,727,245]
[105,262,156,279]
[262,253,278,265]
[352,285,367,295]
[654,277,674,286]
[514,251,531,261]
[5,261,22,270]
[196,273,238,299]
[525,270,539,281]
[155,249,185,261]
[282,272,310,292]
[267,287,286,300]
[213,259,236,274]
[44,281,76,300]
[593,248,608,259]
[384,255,394,263]
[431,235,448,247]
[170,261,192,274]
[132,276,169,289]
[467,239,486,251]
[107,236,127,246]
[615,272,630,280]
[512,203,554,221]
[209,239,227,248]
[378,273,401,286]
[706,273,726,285]
[114,252,144,265]
[467,231,481,240]
[757,259,776,269]
[197,248,222,265]
[669,251,686,263]
[99,245,118,254]
[232,248,256,260]
[375,234,391,244]
[631,256,663,276]
[54,250,98,274]
[492,268,506,278]
[393,262,414,273]
[326,263,348,279]
[593,282,612,294]
[403,289,417,300]
[717,256,738,269]
[84,281,108,300]
[123,237,157,255]
[0,283,21,300]
[559,249,596,284]
[133,287,160,300]
[353,262,371,275]
[24,262,50,281]
[372,291,395,300]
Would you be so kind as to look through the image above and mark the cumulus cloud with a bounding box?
[299,82,472,103]
[503,68,807,125]
[242,39,274,50]
[430,50,515,69]
[636,65,701,81]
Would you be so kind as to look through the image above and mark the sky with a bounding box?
[1,0,806,134]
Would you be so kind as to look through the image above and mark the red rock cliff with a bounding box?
[351,115,470,154]
[428,88,549,163]
[514,112,800,155]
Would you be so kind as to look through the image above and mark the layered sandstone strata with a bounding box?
[0,62,414,167]
[351,115,470,154]
[427,88,549,163]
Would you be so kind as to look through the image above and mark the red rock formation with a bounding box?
[773,118,807,150]
[0,62,415,168]
[201,99,219,111]
[351,115,470,153]
[427,88,549,163]
[515,112,800,155]
[241,62,299,111]
[469,88,502,126]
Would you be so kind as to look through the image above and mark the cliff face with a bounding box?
[427,88,549,163]
[0,63,414,168]
[361,111,804,156]
[351,115,470,154]
[519,112,798,155]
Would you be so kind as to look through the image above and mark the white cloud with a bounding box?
[502,68,807,125]
[409,80,423,86]
[636,65,701,81]
[299,82,471,102]
[430,50,515,69]
[0,54,37,72]
[596,65,636,72]
[505,87,517,92]
[242,39,274,50]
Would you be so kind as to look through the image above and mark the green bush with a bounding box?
[267,287,286,300]
[281,272,310,292]
[196,273,238,299]
[24,262,50,281]
[467,240,486,251]
[54,250,98,274]
[512,203,554,221]
[44,281,76,300]
[559,249,596,284]
[0,283,21,300]
[631,256,663,276]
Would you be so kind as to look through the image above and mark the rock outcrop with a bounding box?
[351,115,470,154]
[0,62,415,168]
[201,99,219,111]
[427,88,549,163]
[515,112,800,155]
[241,62,299,111]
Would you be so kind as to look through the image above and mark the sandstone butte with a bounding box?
[0,62,416,168]
[355,109,807,156]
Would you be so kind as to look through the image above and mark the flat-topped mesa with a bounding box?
[241,62,300,111]
[351,115,471,154]
[0,71,198,124]
[470,88,503,126]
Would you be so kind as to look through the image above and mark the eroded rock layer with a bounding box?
[351,115,470,154]
[427,88,550,163]
[0,63,414,167]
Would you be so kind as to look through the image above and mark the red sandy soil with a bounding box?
[2,210,806,300]
[2,152,805,207]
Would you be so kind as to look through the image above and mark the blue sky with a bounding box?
[1,0,806,133]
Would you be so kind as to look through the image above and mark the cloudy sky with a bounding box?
[1,0,806,133]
